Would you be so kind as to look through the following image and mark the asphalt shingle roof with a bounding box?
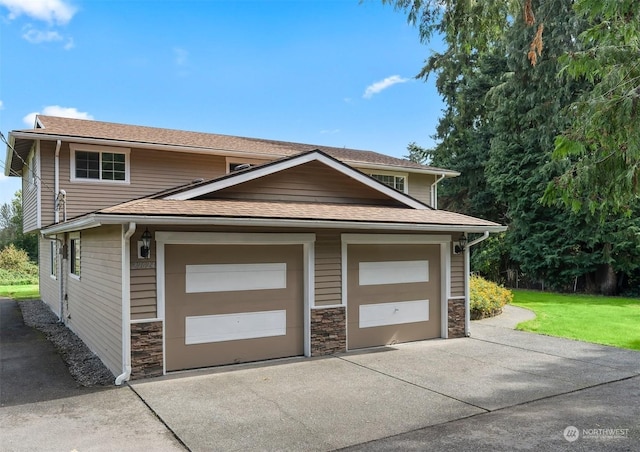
[17,115,455,173]
[99,198,501,228]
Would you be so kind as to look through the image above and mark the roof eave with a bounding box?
[9,131,461,176]
[8,131,290,161]
[3,134,14,177]
[40,213,507,235]
[348,161,460,177]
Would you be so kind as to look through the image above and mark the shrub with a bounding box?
[470,275,513,319]
[0,244,38,285]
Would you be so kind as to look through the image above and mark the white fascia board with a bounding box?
[166,151,429,210]
[73,213,507,233]
[8,131,287,161]
[4,134,16,177]
[349,162,460,178]
[40,215,102,235]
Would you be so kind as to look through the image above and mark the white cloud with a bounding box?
[363,75,409,99]
[22,27,63,43]
[0,100,4,110]
[0,0,76,25]
[173,47,188,66]
[64,37,74,50]
[23,105,93,127]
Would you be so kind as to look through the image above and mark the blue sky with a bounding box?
[0,0,444,206]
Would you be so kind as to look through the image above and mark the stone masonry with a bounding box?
[311,307,346,355]
[130,321,163,379]
[448,298,466,338]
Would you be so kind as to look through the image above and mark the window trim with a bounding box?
[369,170,408,194]
[70,143,131,184]
[69,232,81,279]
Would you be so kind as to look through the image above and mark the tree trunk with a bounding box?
[595,263,618,295]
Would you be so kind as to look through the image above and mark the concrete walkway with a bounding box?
[472,304,536,329]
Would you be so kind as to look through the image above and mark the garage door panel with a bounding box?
[166,327,304,370]
[165,243,304,371]
[347,244,441,350]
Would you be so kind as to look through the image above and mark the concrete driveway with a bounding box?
[2,297,639,451]
[129,323,640,451]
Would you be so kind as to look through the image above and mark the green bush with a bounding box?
[470,275,513,319]
[0,244,38,285]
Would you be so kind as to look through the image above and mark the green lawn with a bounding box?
[0,284,40,301]
[512,290,640,351]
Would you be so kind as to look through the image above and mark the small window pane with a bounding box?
[101,152,126,181]
[76,151,100,179]
[370,173,406,192]
[70,237,81,276]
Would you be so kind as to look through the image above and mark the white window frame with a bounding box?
[50,240,57,280]
[69,232,81,280]
[369,170,408,194]
[70,143,131,184]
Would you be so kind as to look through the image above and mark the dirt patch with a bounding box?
[19,299,114,386]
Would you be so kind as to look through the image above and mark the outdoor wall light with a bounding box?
[455,235,468,254]
[140,228,152,259]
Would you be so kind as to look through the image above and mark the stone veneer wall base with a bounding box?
[130,321,163,379]
[448,299,466,338]
[311,307,346,355]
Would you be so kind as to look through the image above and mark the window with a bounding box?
[70,144,130,183]
[70,234,81,278]
[370,173,406,192]
[50,241,57,279]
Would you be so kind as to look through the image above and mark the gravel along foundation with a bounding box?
[19,300,114,386]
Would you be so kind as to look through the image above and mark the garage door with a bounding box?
[347,244,441,350]
[165,244,304,371]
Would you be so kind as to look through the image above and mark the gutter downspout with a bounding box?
[115,222,136,385]
[54,140,61,224]
[431,173,446,209]
[464,231,490,337]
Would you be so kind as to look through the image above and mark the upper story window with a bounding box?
[370,173,407,193]
[70,144,130,183]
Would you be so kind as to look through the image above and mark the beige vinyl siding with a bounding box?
[209,161,403,206]
[314,230,342,306]
[38,141,57,230]
[65,225,122,375]
[38,234,60,316]
[407,173,436,207]
[130,228,158,319]
[39,142,227,225]
[21,144,40,233]
[451,251,465,297]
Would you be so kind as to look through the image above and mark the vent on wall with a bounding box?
[230,163,253,172]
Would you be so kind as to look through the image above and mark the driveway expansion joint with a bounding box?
[127,384,191,452]
[335,355,490,413]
